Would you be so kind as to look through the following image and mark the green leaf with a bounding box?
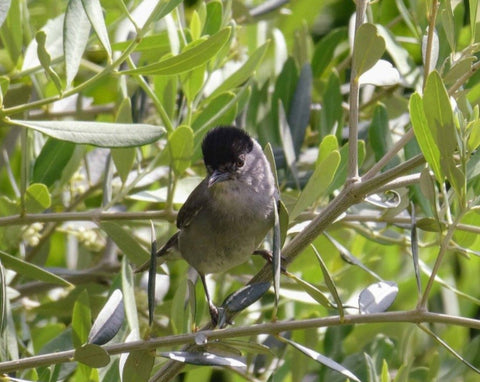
[122,27,231,75]
[33,138,76,188]
[207,41,270,100]
[288,273,334,309]
[72,289,91,348]
[0,259,6,334]
[203,0,222,35]
[168,125,194,175]
[35,31,63,94]
[288,63,312,156]
[328,141,366,193]
[75,343,110,367]
[81,0,112,60]
[311,245,343,316]
[11,120,165,148]
[409,92,443,183]
[111,98,136,183]
[180,64,205,102]
[25,183,51,213]
[191,92,238,134]
[353,23,386,77]
[122,256,140,336]
[122,350,155,382]
[0,0,11,29]
[0,250,71,286]
[100,222,150,266]
[321,72,343,138]
[0,0,21,64]
[312,28,347,78]
[290,150,340,220]
[369,103,399,169]
[422,71,456,158]
[64,0,91,88]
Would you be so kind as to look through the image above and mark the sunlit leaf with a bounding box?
[82,0,111,59]
[11,120,165,148]
[168,125,194,175]
[353,23,386,77]
[64,0,91,87]
[123,28,231,75]
[158,351,246,368]
[358,281,398,314]
[88,289,124,345]
[0,250,71,286]
[207,41,270,100]
[410,92,443,183]
[25,183,51,213]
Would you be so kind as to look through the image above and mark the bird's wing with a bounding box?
[177,178,209,229]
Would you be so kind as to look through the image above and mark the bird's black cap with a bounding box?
[202,126,253,169]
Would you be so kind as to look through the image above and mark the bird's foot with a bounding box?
[253,249,288,272]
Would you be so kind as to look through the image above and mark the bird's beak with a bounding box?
[208,169,230,187]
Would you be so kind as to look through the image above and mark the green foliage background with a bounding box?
[0,0,480,381]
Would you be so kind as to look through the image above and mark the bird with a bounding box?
[149,126,278,325]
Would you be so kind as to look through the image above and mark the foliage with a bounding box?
[0,0,480,381]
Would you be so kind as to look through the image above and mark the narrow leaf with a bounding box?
[281,337,361,382]
[35,31,63,93]
[290,150,340,220]
[324,232,382,280]
[288,63,312,156]
[288,273,334,309]
[100,222,150,265]
[0,259,6,334]
[72,289,91,348]
[311,245,343,316]
[88,289,124,345]
[272,197,281,313]
[33,138,76,187]
[158,351,246,368]
[411,205,422,296]
[81,0,112,60]
[207,41,270,100]
[148,221,157,326]
[409,92,443,183]
[121,256,140,339]
[0,250,71,286]
[123,27,231,75]
[64,0,91,87]
[11,120,165,148]
[168,125,194,175]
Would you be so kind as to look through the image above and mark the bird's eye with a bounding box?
[236,158,244,168]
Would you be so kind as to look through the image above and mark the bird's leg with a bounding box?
[253,249,287,272]
[200,274,219,326]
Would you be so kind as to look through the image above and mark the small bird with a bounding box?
[153,126,277,325]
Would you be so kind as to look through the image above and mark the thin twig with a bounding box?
[0,310,479,374]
